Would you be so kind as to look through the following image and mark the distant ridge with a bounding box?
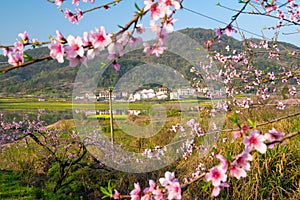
[0,28,299,98]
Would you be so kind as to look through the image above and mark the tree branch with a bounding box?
[221,110,300,133]
[265,130,300,146]
[82,0,122,14]
[116,130,300,198]
[0,55,52,74]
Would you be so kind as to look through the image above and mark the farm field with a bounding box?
[0,96,299,199]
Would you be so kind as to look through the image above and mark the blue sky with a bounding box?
[0,0,299,47]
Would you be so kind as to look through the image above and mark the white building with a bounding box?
[177,88,196,96]
[170,92,179,100]
[156,91,168,100]
[131,89,157,101]
[133,93,142,101]
[85,92,96,100]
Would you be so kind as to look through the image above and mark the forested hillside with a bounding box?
[0,28,299,98]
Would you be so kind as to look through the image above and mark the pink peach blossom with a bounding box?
[113,189,120,199]
[112,60,120,71]
[205,166,227,187]
[159,171,175,187]
[49,40,65,63]
[243,130,267,154]
[216,154,228,171]
[91,27,111,51]
[107,42,123,60]
[232,151,253,171]
[67,55,86,67]
[130,183,141,200]
[18,31,29,43]
[212,183,229,197]
[72,0,79,6]
[230,165,247,179]
[166,181,181,200]
[3,47,13,56]
[264,128,285,148]
[55,0,64,7]
[144,0,164,21]
[152,45,166,57]
[76,8,83,21]
[13,41,24,53]
[143,180,156,193]
[152,188,164,200]
[166,17,177,32]
[65,35,84,58]
[135,24,146,34]
[224,24,237,36]
[7,53,24,66]
[55,30,66,42]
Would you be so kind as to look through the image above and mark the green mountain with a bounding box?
[0,48,78,98]
[0,28,299,98]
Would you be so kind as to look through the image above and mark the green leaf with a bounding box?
[229,112,238,125]
[134,3,141,11]
[201,182,211,192]
[113,0,120,6]
[248,119,256,129]
[224,151,232,161]
[98,62,106,70]
[107,180,112,193]
[100,186,112,199]
[216,2,221,6]
[23,52,33,62]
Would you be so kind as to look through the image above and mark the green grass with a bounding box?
[0,170,85,199]
[0,170,37,200]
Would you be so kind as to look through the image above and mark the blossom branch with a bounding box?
[180,172,206,192]
[56,0,124,24]
[0,41,50,49]
[219,1,300,26]
[115,7,146,37]
[0,55,52,74]
[222,110,300,133]
[113,128,300,199]
[265,130,300,146]
[82,0,122,15]
[180,129,295,194]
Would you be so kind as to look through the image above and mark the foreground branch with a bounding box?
[265,130,300,146]
[222,110,300,133]
[0,55,52,74]
[116,130,300,199]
